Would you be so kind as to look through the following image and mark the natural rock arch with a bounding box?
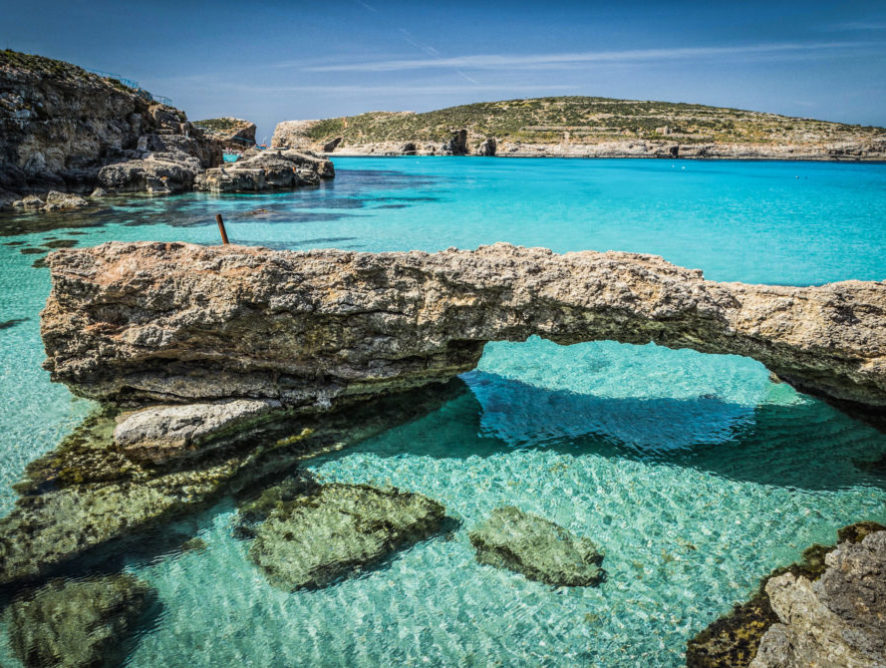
[42,242,885,424]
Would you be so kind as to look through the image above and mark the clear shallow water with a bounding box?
[1,158,885,666]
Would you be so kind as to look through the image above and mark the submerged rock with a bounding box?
[248,483,446,590]
[5,573,153,668]
[0,381,466,586]
[194,149,333,192]
[40,243,886,424]
[469,506,605,586]
[686,521,886,668]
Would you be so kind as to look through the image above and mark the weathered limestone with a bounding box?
[41,242,886,420]
[469,506,605,586]
[686,522,886,668]
[5,574,153,668]
[114,398,283,464]
[193,117,257,152]
[752,531,886,668]
[194,149,333,193]
[0,50,222,199]
[247,483,446,590]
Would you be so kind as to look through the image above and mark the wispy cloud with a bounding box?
[828,21,886,31]
[296,41,876,73]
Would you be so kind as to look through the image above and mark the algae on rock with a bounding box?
[469,506,605,587]
[686,521,886,668]
[5,573,153,668]
[248,483,446,590]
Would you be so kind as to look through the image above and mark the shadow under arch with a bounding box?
[315,371,886,494]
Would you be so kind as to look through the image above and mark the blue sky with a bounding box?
[2,0,885,140]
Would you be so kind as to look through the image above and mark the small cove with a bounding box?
[1,157,885,666]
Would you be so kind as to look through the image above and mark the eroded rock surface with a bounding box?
[0,381,465,586]
[686,522,886,668]
[247,483,446,590]
[0,49,221,199]
[41,242,886,418]
[5,573,153,668]
[194,149,333,193]
[469,506,605,586]
[751,531,886,668]
[114,398,283,464]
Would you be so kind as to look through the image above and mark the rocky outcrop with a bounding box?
[11,190,90,212]
[752,530,886,667]
[686,522,885,667]
[270,119,324,150]
[246,483,446,590]
[114,398,284,465]
[194,149,333,193]
[192,117,256,152]
[469,506,605,586]
[476,137,497,156]
[41,243,886,422]
[5,574,153,667]
[0,49,221,200]
[441,129,468,155]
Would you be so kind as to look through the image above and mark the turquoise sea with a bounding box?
[1,157,886,666]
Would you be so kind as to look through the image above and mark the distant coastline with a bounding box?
[271,96,886,162]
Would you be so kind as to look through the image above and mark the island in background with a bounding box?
[272,96,886,160]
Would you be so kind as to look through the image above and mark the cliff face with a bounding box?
[270,96,886,160]
[41,242,886,419]
[0,50,221,202]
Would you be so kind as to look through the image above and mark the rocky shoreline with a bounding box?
[0,50,332,211]
[298,138,886,161]
[688,522,886,667]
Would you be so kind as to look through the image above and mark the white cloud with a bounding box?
[296,41,876,73]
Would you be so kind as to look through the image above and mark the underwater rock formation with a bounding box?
[0,381,465,586]
[194,149,333,193]
[247,483,446,590]
[41,242,886,423]
[469,506,605,586]
[686,522,885,667]
[4,573,153,667]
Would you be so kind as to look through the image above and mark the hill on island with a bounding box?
[272,96,886,160]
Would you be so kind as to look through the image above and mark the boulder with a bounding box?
[114,398,284,465]
[686,522,886,668]
[194,149,333,193]
[98,151,202,194]
[248,483,446,590]
[5,574,152,668]
[12,194,45,210]
[469,506,605,586]
[43,190,89,211]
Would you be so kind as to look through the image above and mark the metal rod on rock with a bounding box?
[216,214,230,244]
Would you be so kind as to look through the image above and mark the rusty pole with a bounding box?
[215,214,230,244]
